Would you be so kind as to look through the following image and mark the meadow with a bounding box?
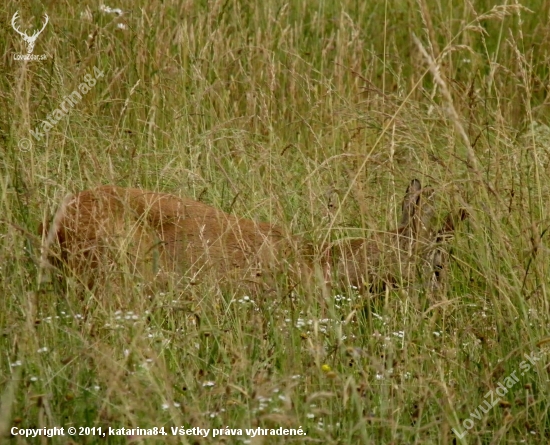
[1,0,550,443]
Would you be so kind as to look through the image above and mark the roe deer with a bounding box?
[40,186,301,290]
[40,181,464,292]
[325,179,466,290]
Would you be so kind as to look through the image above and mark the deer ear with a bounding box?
[399,179,422,228]
[440,208,468,234]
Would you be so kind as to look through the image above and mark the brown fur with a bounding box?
[40,181,464,292]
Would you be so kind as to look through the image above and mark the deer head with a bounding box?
[11,11,49,54]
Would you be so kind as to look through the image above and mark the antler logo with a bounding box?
[11,11,49,54]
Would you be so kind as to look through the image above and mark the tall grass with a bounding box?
[1,0,549,443]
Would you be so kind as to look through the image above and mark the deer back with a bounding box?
[43,186,294,288]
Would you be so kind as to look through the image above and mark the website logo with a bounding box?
[11,11,48,60]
